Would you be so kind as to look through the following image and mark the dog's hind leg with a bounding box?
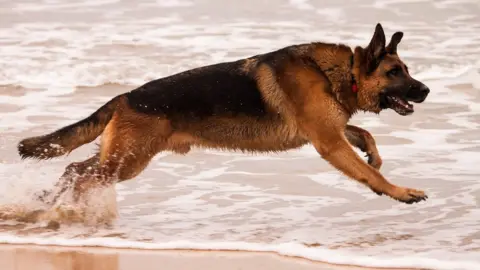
[35,154,101,205]
[344,125,382,170]
[70,108,174,200]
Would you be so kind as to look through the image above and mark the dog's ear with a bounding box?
[364,23,386,73]
[386,31,403,54]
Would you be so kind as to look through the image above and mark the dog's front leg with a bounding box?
[307,129,427,204]
[344,125,382,170]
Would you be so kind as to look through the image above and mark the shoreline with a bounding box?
[0,243,419,270]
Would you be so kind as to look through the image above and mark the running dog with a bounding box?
[18,23,430,206]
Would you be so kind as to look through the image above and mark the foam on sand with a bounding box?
[0,236,479,270]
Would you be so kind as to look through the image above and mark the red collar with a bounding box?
[350,55,358,93]
[352,81,358,93]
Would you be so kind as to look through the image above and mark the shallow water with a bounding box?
[0,0,480,269]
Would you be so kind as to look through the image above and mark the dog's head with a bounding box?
[354,23,430,116]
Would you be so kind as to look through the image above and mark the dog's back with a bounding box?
[125,58,268,122]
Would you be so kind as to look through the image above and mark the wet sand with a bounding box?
[0,244,418,270]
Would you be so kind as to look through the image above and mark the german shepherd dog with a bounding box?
[18,23,430,208]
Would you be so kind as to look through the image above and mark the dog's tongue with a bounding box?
[396,98,413,110]
[388,96,414,115]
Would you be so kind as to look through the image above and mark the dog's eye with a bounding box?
[387,67,401,77]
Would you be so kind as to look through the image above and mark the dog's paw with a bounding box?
[389,187,428,204]
[366,153,382,170]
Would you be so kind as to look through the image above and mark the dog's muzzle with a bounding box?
[380,81,430,116]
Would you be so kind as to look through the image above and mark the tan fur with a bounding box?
[255,64,298,140]
[240,58,258,73]
[345,125,382,169]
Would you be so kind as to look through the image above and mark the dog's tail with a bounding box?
[18,95,124,160]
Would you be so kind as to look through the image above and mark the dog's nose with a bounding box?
[420,84,430,95]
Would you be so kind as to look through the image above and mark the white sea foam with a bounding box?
[0,236,479,270]
[288,0,314,10]
[153,0,194,7]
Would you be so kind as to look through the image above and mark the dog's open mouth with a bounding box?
[384,95,414,116]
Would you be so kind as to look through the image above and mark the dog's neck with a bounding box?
[350,55,358,94]
[335,53,360,117]
[305,43,359,116]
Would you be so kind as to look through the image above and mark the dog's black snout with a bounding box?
[420,84,430,95]
[406,81,430,103]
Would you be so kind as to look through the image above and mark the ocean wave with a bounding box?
[0,15,478,90]
[0,236,478,270]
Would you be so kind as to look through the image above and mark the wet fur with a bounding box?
[18,23,430,215]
